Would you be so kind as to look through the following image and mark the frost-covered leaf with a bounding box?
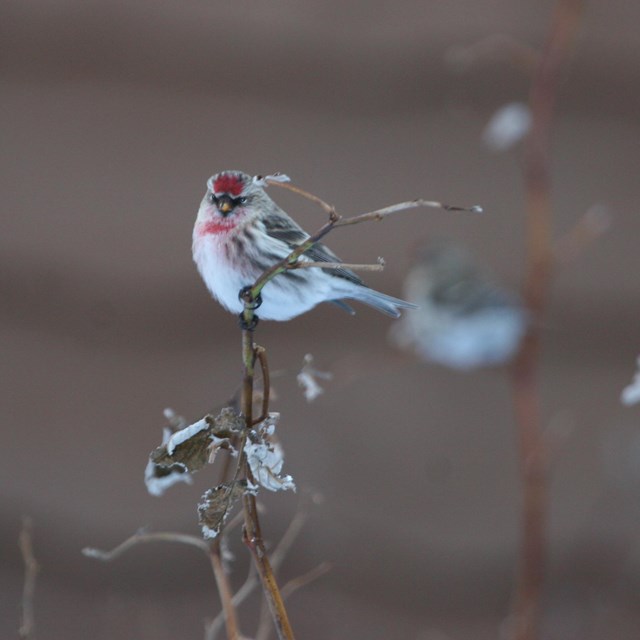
[145,428,193,496]
[198,481,247,539]
[621,356,640,406]
[253,172,291,187]
[297,353,332,402]
[246,416,295,493]
[482,102,531,151]
[145,407,244,496]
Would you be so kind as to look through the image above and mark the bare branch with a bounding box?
[510,3,585,640]
[256,563,332,640]
[242,187,480,315]
[205,505,312,640]
[82,530,211,560]
[554,203,611,266]
[335,199,482,227]
[209,545,241,640]
[252,345,270,426]
[206,564,258,640]
[281,562,332,600]
[19,517,39,640]
[265,178,337,217]
[288,260,384,272]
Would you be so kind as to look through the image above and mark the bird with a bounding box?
[192,170,416,322]
[390,241,526,370]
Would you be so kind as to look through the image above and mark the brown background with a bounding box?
[2,1,640,638]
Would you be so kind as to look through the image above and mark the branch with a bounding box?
[509,2,584,640]
[255,563,332,640]
[19,517,39,640]
[288,259,384,272]
[85,529,242,639]
[205,505,312,640]
[553,203,611,266]
[83,530,211,560]
[243,183,481,311]
[335,198,482,227]
[209,544,240,640]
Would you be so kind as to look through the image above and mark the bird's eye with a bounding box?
[239,197,247,204]
[208,193,218,205]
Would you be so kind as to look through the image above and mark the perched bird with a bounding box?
[390,241,526,370]
[192,170,416,321]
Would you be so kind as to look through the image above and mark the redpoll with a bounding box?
[390,241,526,370]
[192,170,416,322]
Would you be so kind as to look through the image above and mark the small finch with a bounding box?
[390,241,526,370]
[192,170,416,322]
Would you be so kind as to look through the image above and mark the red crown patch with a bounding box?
[213,173,244,196]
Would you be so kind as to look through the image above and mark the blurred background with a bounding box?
[2,1,640,638]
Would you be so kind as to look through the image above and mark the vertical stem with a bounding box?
[208,451,241,640]
[209,545,240,640]
[240,319,295,640]
[19,517,38,640]
[510,2,583,639]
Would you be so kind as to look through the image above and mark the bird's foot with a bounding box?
[238,286,262,310]
[238,312,259,331]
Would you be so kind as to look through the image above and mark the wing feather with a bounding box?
[263,212,364,286]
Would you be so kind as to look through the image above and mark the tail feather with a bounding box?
[348,288,418,318]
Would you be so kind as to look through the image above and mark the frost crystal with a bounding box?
[297,354,332,402]
[482,102,531,151]
[621,357,640,406]
[167,418,209,456]
[252,173,291,188]
[145,428,193,496]
[245,414,295,492]
[245,440,296,492]
[145,407,242,496]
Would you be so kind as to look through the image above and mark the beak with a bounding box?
[216,194,234,216]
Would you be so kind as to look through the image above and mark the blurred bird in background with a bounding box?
[390,241,526,370]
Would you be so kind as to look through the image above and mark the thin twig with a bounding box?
[208,445,243,640]
[287,260,384,272]
[256,563,332,640]
[209,545,240,640]
[554,204,611,266]
[246,190,480,306]
[19,517,39,640]
[509,2,584,640]
[206,564,258,640]
[83,530,211,559]
[281,562,332,600]
[252,346,270,426]
[85,529,242,638]
[335,198,482,227]
[206,504,312,640]
[265,178,337,217]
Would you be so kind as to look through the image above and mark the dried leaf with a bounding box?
[198,481,247,539]
[145,407,243,496]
